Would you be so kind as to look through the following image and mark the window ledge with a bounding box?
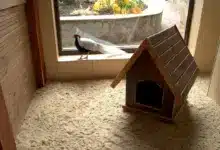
[61,45,139,55]
[58,53,133,62]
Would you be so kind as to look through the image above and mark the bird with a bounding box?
[74,34,101,59]
[74,34,127,59]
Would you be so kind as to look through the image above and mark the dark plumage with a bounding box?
[74,34,90,53]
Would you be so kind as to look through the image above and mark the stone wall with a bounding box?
[61,13,162,47]
[0,5,36,135]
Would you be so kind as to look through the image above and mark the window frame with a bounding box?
[37,0,195,80]
[53,0,140,55]
[54,0,195,56]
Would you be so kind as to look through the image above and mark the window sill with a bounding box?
[47,53,132,80]
[58,53,133,62]
[60,45,139,55]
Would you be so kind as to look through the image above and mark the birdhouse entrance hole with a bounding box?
[136,80,163,109]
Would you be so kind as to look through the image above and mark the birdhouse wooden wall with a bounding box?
[125,50,177,119]
[111,25,198,121]
[125,50,164,106]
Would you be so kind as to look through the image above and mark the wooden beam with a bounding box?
[53,0,63,56]
[0,86,16,150]
[184,0,195,45]
[25,0,46,88]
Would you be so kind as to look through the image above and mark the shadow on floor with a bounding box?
[121,103,198,150]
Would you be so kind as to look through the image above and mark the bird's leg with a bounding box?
[79,53,89,60]
[79,54,83,60]
[84,51,89,60]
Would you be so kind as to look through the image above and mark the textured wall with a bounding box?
[0,4,36,135]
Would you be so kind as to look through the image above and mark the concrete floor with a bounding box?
[15,74,220,150]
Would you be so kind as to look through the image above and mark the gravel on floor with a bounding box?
[16,74,220,150]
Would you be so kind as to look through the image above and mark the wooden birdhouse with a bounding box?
[111,25,199,121]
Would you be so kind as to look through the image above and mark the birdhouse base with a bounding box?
[122,104,175,122]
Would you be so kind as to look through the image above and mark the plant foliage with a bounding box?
[93,0,146,14]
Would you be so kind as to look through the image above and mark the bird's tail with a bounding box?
[98,44,127,54]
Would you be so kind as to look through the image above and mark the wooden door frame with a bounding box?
[26,0,46,88]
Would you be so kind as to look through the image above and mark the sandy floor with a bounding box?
[16,74,220,150]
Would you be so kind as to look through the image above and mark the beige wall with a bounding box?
[188,0,203,55]
[208,38,220,103]
[189,0,220,72]
[0,4,36,135]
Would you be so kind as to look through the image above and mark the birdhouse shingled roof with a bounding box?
[111,25,199,99]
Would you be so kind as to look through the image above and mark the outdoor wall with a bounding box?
[0,4,36,135]
[61,13,162,47]
[60,0,164,47]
